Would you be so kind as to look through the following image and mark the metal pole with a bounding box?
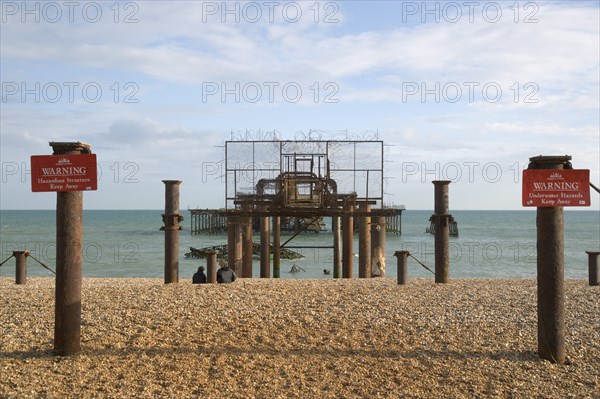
[227,216,236,271]
[342,201,354,278]
[13,250,28,285]
[51,141,90,356]
[242,204,253,278]
[432,180,451,284]
[332,216,341,279]
[235,219,243,276]
[394,250,410,285]
[586,251,600,286]
[529,155,570,365]
[273,216,281,278]
[205,250,217,284]
[260,210,270,278]
[371,215,387,277]
[433,180,450,214]
[358,203,371,278]
[162,180,183,284]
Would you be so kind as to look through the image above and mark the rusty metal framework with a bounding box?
[225,140,385,212]
[212,138,402,279]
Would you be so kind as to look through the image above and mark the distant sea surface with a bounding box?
[1,210,599,280]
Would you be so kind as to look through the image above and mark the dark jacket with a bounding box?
[217,267,237,283]
[192,271,207,284]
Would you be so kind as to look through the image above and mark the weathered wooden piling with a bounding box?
[13,250,28,285]
[205,249,217,283]
[51,141,89,356]
[431,180,451,284]
[260,210,270,278]
[273,216,281,278]
[530,155,570,365]
[162,180,183,284]
[586,251,600,286]
[394,250,410,285]
[332,216,341,278]
[371,215,386,277]
[358,203,371,278]
[342,202,354,278]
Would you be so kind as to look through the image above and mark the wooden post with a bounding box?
[13,250,28,285]
[394,250,410,285]
[51,141,90,356]
[162,180,183,284]
[529,155,570,364]
[205,250,217,284]
[273,216,281,278]
[342,201,354,278]
[332,216,341,279]
[586,251,600,286]
[358,203,371,278]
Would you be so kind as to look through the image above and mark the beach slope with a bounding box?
[1,278,598,398]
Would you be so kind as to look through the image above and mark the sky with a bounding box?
[1,0,599,211]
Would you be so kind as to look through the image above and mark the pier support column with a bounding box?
[162,180,183,284]
[227,216,237,271]
[358,203,371,278]
[273,216,281,278]
[371,215,386,277]
[242,204,253,278]
[205,250,217,284]
[431,181,451,284]
[529,155,571,365]
[342,202,354,278]
[51,141,91,356]
[431,214,451,283]
[260,209,270,278]
[332,216,341,279]
[394,251,410,285]
[235,220,243,276]
[586,251,600,286]
[13,250,28,285]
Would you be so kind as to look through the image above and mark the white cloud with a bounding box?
[1,1,598,209]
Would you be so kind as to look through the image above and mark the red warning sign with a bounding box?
[31,154,97,192]
[522,169,590,207]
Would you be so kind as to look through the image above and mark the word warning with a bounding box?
[31,154,97,192]
[522,169,590,207]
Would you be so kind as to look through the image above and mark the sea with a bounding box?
[1,210,599,280]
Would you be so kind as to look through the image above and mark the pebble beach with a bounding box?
[1,277,599,398]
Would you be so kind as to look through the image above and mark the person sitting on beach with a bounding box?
[192,266,207,284]
[217,261,237,284]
